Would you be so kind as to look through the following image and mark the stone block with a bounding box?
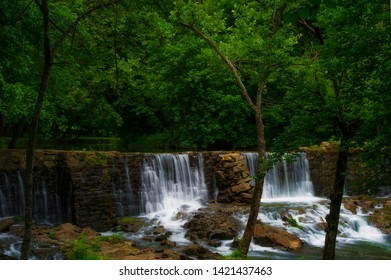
[231,183,251,194]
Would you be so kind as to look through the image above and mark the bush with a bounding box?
[65,234,100,260]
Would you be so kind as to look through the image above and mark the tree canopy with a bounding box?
[0,0,389,154]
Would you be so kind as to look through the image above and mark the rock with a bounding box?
[368,199,391,234]
[253,223,303,250]
[152,226,166,235]
[8,223,24,236]
[0,218,15,232]
[160,239,176,247]
[214,152,253,203]
[231,183,251,194]
[184,204,243,242]
[181,243,221,260]
[116,217,146,233]
[155,234,168,242]
[239,192,253,202]
[141,235,155,242]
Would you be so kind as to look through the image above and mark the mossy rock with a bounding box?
[116,217,146,232]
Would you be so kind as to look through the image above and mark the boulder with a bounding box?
[184,204,243,243]
[181,243,221,260]
[253,223,303,250]
[0,218,15,232]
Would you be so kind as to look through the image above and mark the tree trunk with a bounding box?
[322,127,350,260]
[20,0,122,260]
[20,0,52,260]
[238,110,266,256]
[177,19,269,258]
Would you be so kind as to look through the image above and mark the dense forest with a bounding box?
[0,0,390,260]
[0,0,389,153]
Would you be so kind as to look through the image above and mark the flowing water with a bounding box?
[243,152,315,199]
[137,153,208,245]
[131,152,390,259]
[1,152,390,259]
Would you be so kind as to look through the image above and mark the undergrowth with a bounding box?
[65,233,124,260]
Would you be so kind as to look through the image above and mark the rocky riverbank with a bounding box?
[1,196,389,260]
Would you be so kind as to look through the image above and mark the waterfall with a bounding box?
[243,152,315,200]
[34,181,49,223]
[17,171,25,215]
[0,190,7,217]
[139,153,208,216]
[112,158,139,217]
[0,173,24,217]
[0,172,66,224]
[0,174,10,217]
[253,200,386,249]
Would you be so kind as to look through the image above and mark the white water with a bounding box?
[243,152,315,200]
[206,197,388,259]
[139,153,208,242]
[133,152,388,258]
[1,152,389,259]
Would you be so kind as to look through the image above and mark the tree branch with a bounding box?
[177,15,257,113]
[52,0,122,56]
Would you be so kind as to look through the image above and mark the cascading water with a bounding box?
[0,172,65,224]
[0,172,25,218]
[233,152,389,259]
[1,151,389,259]
[140,153,208,214]
[243,152,315,200]
[112,158,138,217]
[139,153,208,239]
[0,190,7,217]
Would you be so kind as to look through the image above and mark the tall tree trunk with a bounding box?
[20,0,52,260]
[238,109,266,256]
[322,125,350,260]
[20,0,122,259]
[176,18,269,257]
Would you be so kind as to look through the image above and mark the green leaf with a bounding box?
[283,9,300,24]
[324,0,337,9]
[297,6,312,19]
[308,0,322,5]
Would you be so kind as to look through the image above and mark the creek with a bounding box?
[0,152,390,259]
[111,152,391,260]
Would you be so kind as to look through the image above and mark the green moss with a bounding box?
[48,231,57,240]
[386,205,391,229]
[117,216,138,225]
[286,217,304,231]
[222,249,247,260]
[95,233,124,244]
[78,151,108,166]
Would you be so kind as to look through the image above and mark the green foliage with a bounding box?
[0,0,390,156]
[95,233,124,244]
[65,234,101,260]
[221,249,247,260]
[48,231,57,240]
[65,233,124,260]
[285,217,304,231]
[386,206,391,229]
